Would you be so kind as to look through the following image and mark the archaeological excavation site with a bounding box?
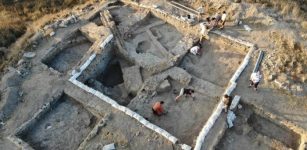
[0,0,306,150]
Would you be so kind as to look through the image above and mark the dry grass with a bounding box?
[0,0,95,73]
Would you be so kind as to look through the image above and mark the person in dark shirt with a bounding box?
[175,88,195,101]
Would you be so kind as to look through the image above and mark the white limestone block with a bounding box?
[139,118,150,126]
[124,108,136,117]
[100,34,114,49]
[168,136,178,144]
[230,95,241,110]
[132,113,143,121]
[117,105,127,112]
[181,144,192,150]
[224,83,237,95]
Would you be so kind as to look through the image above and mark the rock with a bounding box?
[23,52,36,59]
[122,66,143,95]
[0,87,20,121]
[17,59,25,66]
[276,73,288,83]
[50,31,55,37]
[234,0,241,3]
[0,68,22,90]
[290,84,305,96]
[103,143,115,150]
[301,21,307,30]
[268,73,277,81]
[157,79,171,93]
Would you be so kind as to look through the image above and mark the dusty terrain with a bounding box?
[0,0,306,150]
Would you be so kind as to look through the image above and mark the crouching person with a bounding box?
[152,101,167,116]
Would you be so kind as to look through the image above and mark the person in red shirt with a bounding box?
[152,101,165,116]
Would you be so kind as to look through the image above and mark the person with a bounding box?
[189,40,202,55]
[152,101,165,116]
[222,94,232,112]
[199,22,209,42]
[175,88,195,101]
[206,17,218,30]
[249,71,262,91]
[220,11,227,29]
[215,13,222,23]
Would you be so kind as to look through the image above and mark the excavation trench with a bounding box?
[216,103,301,150]
[17,93,96,150]
[43,31,92,73]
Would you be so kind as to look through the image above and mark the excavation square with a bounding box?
[128,78,220,146]
[216,104,301,150]
[179,34,247,86]
[18,94,97,150]
[43,31,92,73]
[109,5,183,59]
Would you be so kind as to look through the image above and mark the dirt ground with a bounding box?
[180,34,246,86]
[19,94,96,150]
[216,104,300,150]
[0,0,306,150]
[46,38,92,73]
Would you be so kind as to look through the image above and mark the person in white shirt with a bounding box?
[189,40,202,55]
[220,11,227,29]
[249,71,262,91]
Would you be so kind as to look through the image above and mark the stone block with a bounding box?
[157,79,171,93]
[230,95,241,110]
[122,66,143,95]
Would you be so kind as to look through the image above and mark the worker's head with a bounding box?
[212,17,216,20]
[206,17,211,22]
[223,94,229,98]
[160,101,164,104]
[191,90,195,93]
[223,11,226,14]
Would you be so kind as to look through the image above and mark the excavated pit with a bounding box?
[76,44,136,106]
[17,93,96,150]
[179,34,247,87]
[90,14,103,26]
[216,104,301,150]
[43,31,92,73]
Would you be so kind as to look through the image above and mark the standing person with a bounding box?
[222,94,232,112]
[152,101,165,116]
[249,71,262,91]
[220,11,227,29]
[200,22,209,42]
[215,13,222,23]
[175,88,195,101]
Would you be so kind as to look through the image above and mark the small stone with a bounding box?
[135,131,140,136]
[268,73,276,81]
[23,52,36,59]
[50,31,55,37]
[17,59,25,66]
[102,143,115,150]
